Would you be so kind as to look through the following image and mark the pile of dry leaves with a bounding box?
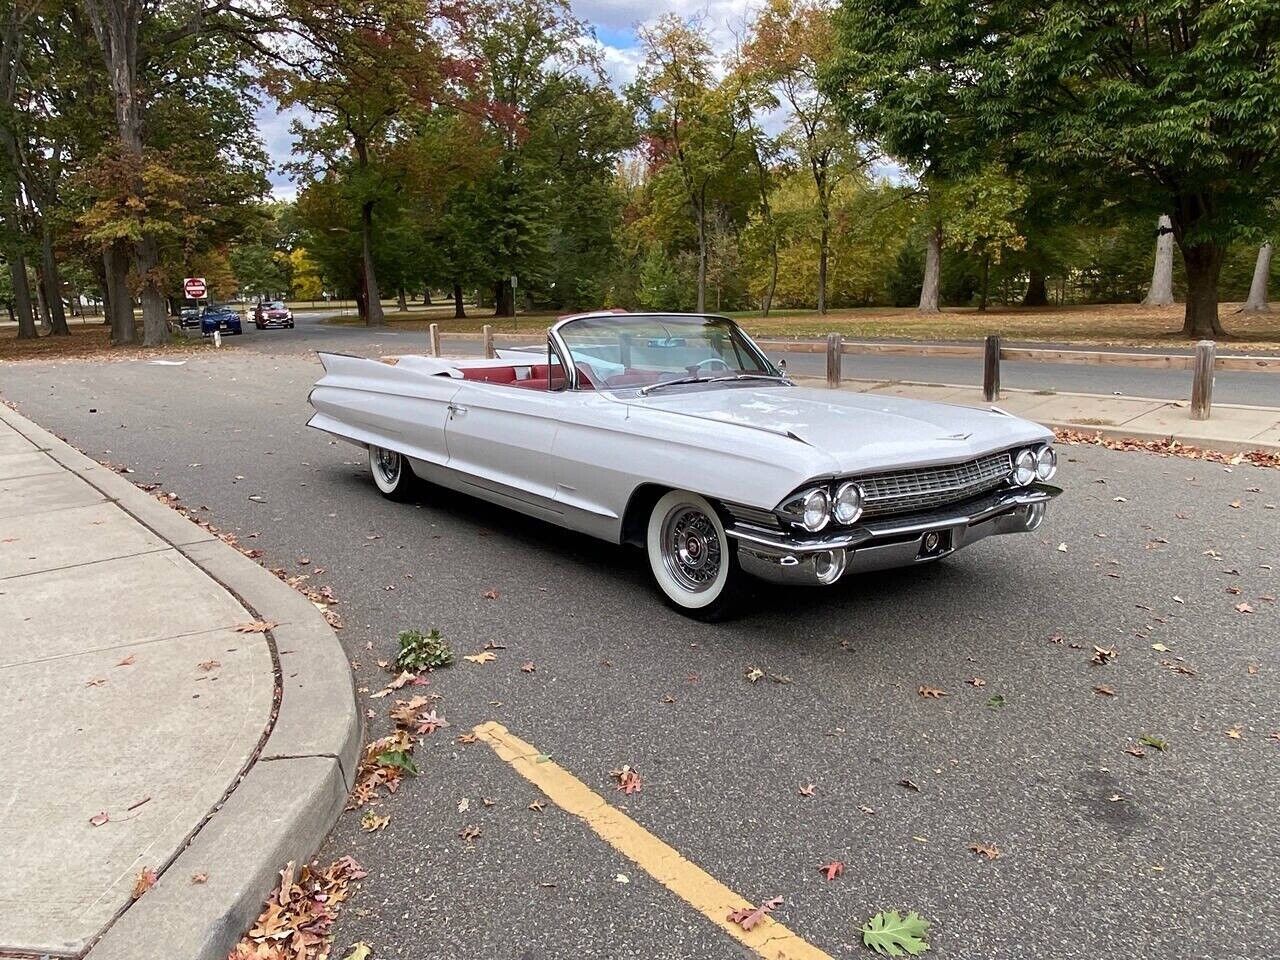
[1054,428,1280,469]
[226,857,365,960]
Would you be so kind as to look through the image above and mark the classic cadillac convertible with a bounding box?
[308,312,1060,619]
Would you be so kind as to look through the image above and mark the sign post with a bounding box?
[510,274,518,331]
[183,277,207,300]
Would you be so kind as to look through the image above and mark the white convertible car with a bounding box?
[308,311,1060,619]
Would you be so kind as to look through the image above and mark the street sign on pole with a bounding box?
[183,277,207,300]
[510,275,517,289]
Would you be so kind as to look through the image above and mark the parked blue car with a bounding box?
[200,304,242,336]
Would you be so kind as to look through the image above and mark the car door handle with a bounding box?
[448,403,468,417]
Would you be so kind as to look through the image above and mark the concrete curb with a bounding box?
[0,403,361,960]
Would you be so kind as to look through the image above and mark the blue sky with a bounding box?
[256,0,753,198]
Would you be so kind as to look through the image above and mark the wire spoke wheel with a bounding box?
[660,504,723,593]
[373,448,401,486]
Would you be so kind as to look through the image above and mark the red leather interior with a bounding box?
[455,363,593,391]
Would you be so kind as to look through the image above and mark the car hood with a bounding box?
[629,384,1050,475]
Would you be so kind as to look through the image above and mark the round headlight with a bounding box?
[1013,449,1036,486]
[801,488,830,532]
[1034,445,1057,481]
[833,481,864,525]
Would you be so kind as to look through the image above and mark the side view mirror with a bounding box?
[777,358,787,372]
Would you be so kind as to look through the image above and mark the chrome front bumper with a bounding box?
[729,484,1061,586]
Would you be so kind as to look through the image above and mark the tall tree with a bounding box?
[846,0,1280,337]
[634,15,748,313]
[269,0,459,325]
[1142,215,1176,307]
[743,0,860,314]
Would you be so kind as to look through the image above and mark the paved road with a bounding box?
[210,310,1280,406]
[3,330,1278,959]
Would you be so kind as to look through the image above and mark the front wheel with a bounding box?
[368,446,418,501]
[646,490,744,620]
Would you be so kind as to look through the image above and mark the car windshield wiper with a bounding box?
[638,372,788,396]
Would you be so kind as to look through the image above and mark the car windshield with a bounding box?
[266,301,285,309]
[556,314,781,392]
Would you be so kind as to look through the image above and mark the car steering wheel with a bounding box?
[689,358,731,376]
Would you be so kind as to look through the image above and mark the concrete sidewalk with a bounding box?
[813,378,1280,453]
[0,405,359,959]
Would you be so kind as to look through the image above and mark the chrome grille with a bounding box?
[857,451,1013,518]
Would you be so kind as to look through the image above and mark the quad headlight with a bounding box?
[1034,444,1057,481]
[833,481,864,525]
[801,488,831,532]
[1013,449,1037,487]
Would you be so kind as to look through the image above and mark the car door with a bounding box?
[443,378,571,513]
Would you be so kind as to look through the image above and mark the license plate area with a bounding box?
[917,528,953,559]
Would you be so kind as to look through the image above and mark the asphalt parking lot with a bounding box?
[3,341,1277,959]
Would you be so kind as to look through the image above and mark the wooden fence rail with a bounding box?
[749,336,1280,422]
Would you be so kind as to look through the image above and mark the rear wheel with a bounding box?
[646,490,743,620]
[369,446,417,501]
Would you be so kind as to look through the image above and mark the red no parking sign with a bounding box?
[183,277,207,300]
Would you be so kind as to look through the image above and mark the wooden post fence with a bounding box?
[983,335,1001,402]
[482,324,495,359]
[826,333,842,388]
[428,322,440,357]
[1190,340,1215,420]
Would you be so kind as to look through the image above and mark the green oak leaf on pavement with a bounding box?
[861,909,931,956]
[374,749,419,776]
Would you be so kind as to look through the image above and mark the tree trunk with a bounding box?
[493,279,513,317]
[452,281,466,319]
[1242,241,1272,313]
[397,286,407,312]
[1143,214,1176,306]
[763,238,778,317]
[359,200,384,325]
[1179,242,1226,337]
[135,234,168,345]
[103,242,136,344]
[40,221,70,334]
[918,222,941,313]
[422,286,432,306]
[34,264,51,329]
[978,253,991,312]
[8,249,38,339]
[817,222,829,315]
[1023,268,1048,307]
[695,203,707,313]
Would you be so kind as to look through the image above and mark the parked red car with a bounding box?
[254,300,294,329]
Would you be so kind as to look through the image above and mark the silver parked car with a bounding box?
[308,312,1060,619]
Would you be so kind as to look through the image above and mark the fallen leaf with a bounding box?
[727,896,783,931]
[463,651,497,664]
[1091,646,1117,665]
[917,685,947,699]
[528,801,545,812]
[613,766,642,795]
[456,732,478,745]
[197,660,220,672]
[985,694,1006,709]
[1225,726,1243,740]
[615,873,629,884]
[744,666,764,682]
[799,783,816,797]
[360,811,390,832]
[1093,685,1115,696]
[965,677,986,687]
[861,910,930,956]
[131,868,158,899]
[898,778,920,792]
[459,824,481,842]
[520,661,536,673]
[968,842,1001,861]
[234,620,277,633]
[116,654,136,667]
[1139,734,1168,752]
[821,860,845,881]
[1151,643,1170,653]
[482,589,500,600]
[1124,745,1146,758]
[342,943,373,960]
[85,677,106,687]
[1236,602,1255,614]
[89,811,110,827]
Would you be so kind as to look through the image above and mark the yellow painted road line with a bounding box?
[472,721,833,960]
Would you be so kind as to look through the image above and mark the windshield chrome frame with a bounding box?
[548,312,783,393]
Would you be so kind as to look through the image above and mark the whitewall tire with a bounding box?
[368,446,417,501]
[646,490,743,620]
